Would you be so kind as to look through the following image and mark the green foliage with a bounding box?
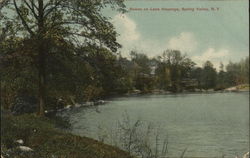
[225,57,249,85]
[83,85,104,102]
[0,0,127,113]
[129,51,155,92]
[130,51,151,74]
[200,61,217,90]
[0,37,38,108]
[214,58,249,90]
[1,112,134,158]
[155,63,171,90]
[155,50,195,92]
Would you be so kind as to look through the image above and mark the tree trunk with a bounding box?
[38,48,45,116]
[0,76,2,108]
[37,0,45,116]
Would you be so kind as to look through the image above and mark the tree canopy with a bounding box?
[1,0,126,115]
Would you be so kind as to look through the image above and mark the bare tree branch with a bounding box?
[28,0,38,10]
[23,0,38,20]
[44,0,62,18]
[13,0,34,36]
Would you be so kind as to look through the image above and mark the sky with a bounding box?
[104,0,249,70]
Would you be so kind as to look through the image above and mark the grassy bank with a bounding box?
[1,112,133,158]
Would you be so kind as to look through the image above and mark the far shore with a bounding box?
[50,84,249,115]
[121,84,250,97]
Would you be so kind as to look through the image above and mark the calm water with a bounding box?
[59,92,249,157]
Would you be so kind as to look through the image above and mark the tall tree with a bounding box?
[216,62,227,89]
[157,50,195,92]
[1,0,126,115]
[130,51,154,92]
[201,61,217,90]
[225,57,249,86]
[190,67,203,90]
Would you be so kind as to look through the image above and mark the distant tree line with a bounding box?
[119,50,249,93]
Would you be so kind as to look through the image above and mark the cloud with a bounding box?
[111,14,230,69]
[112,14,140,43]
[112,14,199,58]
[112,14,143,57]
[192,48,230,70]
[112,14,165,58]
[167,32,198,53]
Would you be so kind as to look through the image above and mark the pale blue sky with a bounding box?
[104,0,249,69]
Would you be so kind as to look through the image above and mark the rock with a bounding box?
[18,146,33,152]
[131,89,141,94]
[74,104,81,108]
[243,152,249,158]
[194,88,202,92]
[65,104,72,109]
[2,145,35,158]
[99,100,105,104]
[11,96,38,115]
[15,139,24,145]
[85,102,94,106]
[94,100,105,105]
[51,155,57,158]
[225,86,238,92]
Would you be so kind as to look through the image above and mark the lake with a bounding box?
[59,92,249,157]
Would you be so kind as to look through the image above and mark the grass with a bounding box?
[1,112,134,158]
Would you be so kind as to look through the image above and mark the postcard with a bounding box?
[0,0,249,158]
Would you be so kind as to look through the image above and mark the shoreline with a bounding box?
[50,89,249,115]
[105,88,249,99]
